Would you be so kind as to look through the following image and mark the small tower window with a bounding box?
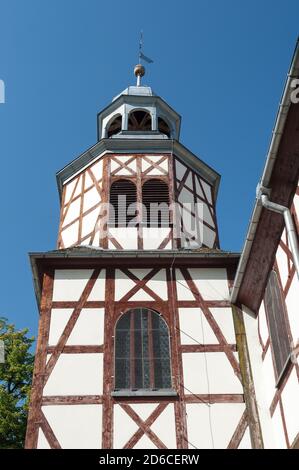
[128,110,152,132]
[107,115,122,138]
[142,179,170,227]
[158,117,171,138]
[114,308,172,391]
[109,180,137,227]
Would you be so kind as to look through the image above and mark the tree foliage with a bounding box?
[0,317,34,448]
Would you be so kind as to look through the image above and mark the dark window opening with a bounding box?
[264,270,291,382]
[158,117,171,138]
[115,308,172,390]
[142,179,170,227]
[109,180,137,227]
[107,115,122,138]
[128,110,152,132]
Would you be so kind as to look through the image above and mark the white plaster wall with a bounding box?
[280,368,299,445]
[48,307,104,346]
[37,429,51,449]
[60,221,79,247]
[182,352,243,394]
[243,306,280,448]
[113,403,176,449]
[42,404,102,449]
[150,404,176,449]
[142,228,171,250]
[141,155,168,175]
[43,353,103,396]
[188,268,230,300]
[113,404,140,448]
[200,178,213,205]
[272,406,287,448]
[179,307,236,345]
[63,198,80,226]
[202,225,216,248]
[83,186,100,213]
[186,403,246,449]
[258,301,269,346]
[53,270,93,301]
[87,269,106,300]
[285,268,299,345]
[108,227,138,250]
[276,244,289,289]
[238,427,252,449]
[81,206,100,239]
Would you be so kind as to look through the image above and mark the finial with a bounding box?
[134,63,145,86]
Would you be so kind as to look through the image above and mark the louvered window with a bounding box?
[142,179,169,227]
[109,180,137,227]
[115,308,172,391]
[264,270,291,382]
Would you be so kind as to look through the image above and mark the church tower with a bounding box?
[25,64,261,449]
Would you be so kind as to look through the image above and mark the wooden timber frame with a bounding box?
[25,251,262,449]
[57,153,219,251]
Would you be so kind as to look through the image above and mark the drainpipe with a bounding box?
[257,185,299,280]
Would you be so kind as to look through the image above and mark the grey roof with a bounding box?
[113,85,156,100]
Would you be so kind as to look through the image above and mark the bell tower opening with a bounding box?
[128,110,152,132]
[158,117,171,138]
[107,115,122,138]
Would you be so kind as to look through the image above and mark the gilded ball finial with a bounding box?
[134,64,145,77]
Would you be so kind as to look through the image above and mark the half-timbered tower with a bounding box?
[26,64,261,449]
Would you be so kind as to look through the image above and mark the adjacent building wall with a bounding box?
[243,184,299,449]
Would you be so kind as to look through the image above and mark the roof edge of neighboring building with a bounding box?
[231,38,299,310]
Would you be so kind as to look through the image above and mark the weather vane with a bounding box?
[138,30,153,64]
[134,31,153,86]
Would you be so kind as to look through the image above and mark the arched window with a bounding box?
[115,308,172,390]
[109,180,137,227]
[107,115,122,138]
[142,179,170,227]
[264,270,291,381]
[158,117,171,138]
[128,110,152,132]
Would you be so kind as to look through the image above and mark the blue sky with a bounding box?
[0,0,298,336]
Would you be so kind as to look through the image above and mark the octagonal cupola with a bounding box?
[97,64,181,140]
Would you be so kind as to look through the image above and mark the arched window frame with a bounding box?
[158,115,172,138]
[128,109,152,132]
[113,308,173,392]
[106,113,122,138]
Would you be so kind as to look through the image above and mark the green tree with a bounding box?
[0,317,34,448]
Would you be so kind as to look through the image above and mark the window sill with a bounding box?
[111,389,178,398]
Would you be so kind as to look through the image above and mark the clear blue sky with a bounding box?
[0,0,298,336]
